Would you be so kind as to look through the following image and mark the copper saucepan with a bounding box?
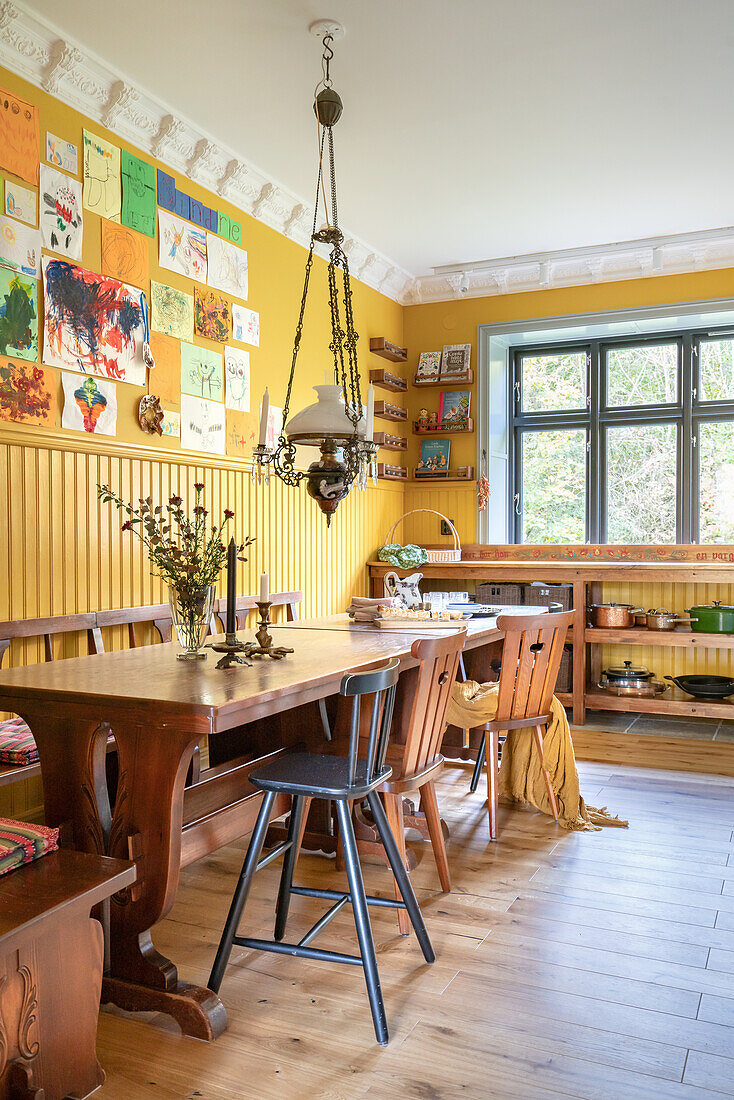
[587,602,643,629]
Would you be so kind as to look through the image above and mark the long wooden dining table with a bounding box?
[0,615,502,1041]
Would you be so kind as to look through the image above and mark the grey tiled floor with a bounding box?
[568,708,734,742]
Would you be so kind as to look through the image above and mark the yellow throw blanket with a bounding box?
[447,680,628,832]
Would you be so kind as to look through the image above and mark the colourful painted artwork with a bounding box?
[121,150,156,237]
[180,393,225,455]
[206,232,248,299]
[39,165,83,260]
[0,216,40,278]
[158,209,206,282]
[224,345,250,412]
[0,88,39,184]
[4,179,36,226]
[226,409,254,456]
[438,389,471,429]
[194,287,230,343]
[180,341,223,400]
[42,257,146,386]
[46,132,78,175]
[160,409,180,437]
[150,281,193,341]
[0,269,37,362]
[148,332,180,405]
[61,371,117,435]
[101,220,149,287]
[0,358,56,425]
[416,438,451,476]
[82,130,121,222]
[232,303,259,347]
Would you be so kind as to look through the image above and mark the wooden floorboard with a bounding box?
[95,760,734,1099]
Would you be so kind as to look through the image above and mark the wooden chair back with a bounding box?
[95,603,173,648]
[393,629,467,781]
[214,590,303,631]
[493,610,573,726]
[0,612,100,669]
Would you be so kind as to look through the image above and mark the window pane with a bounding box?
[521,429,586,543]
[606,423,677,543]
[699,421,734,542]
[699,339,734,402]
[521,351,586,412]
[606,343,678,406]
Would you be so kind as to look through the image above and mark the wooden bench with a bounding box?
[213,590,303,630]
[0,848,135,1100]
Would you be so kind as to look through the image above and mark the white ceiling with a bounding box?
[22,0,734,277]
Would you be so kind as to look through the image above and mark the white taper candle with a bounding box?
[259,388,270,446]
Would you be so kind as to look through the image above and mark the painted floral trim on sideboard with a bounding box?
[458,545,734,563]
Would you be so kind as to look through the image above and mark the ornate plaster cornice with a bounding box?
[407,227,734,305]
[0,0,415,303]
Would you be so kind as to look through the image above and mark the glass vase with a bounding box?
[169,583,216,660]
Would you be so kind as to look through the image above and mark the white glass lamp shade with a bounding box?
[285,384,366,445]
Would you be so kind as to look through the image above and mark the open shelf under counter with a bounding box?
[585,687,734,720]
[585,627,734,648]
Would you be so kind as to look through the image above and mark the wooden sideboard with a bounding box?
[368,559,734,725]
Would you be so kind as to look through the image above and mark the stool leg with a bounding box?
[367,790,436,965]
[486,728,499,840]
[209,789,276,994]
[420,780,451,892]
[383,792,410,936]
[274,795,309,941]
[335,798,389,1046]
[469,733,486,793]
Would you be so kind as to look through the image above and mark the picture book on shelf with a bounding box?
[416,438,451,476]
[416,351,441,381]
[439,389,471,429]
[441,343,471,378]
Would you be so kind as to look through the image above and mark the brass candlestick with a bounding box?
[208,631,253,669]
[243,601,294,660]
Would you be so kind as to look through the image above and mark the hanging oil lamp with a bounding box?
[252,24,377,525]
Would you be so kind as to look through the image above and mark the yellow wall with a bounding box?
[0,65,407,817]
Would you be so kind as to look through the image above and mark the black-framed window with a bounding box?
[509,328,734,544]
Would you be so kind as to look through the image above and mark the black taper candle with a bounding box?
[226,536,237,635]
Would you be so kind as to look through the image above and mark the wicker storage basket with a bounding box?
[476,582,525,606]
[383,509,462,564]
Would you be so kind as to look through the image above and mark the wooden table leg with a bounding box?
[572,580,586,726]
[20,706,227,1043]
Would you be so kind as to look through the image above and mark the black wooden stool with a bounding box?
[208,657,436,1045]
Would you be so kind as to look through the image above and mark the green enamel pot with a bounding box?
[684,600,734,634]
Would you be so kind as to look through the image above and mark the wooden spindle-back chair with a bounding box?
[374,628,466,933]
[481,609,573,839]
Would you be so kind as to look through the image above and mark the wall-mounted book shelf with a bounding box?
[413,370,474,387]
[377,462,408,481]
[413,419,474,435]
[369,368,407,392]
[374,431,408,451]
[370,338,408,363]
[375,400,407,422]
[412,466,475,482]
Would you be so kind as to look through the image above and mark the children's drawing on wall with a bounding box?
[101,220,149,288]
[0,216,40,278]
[82,130,121,221]
[61,371,117,435]
[158,209,207,282]
[42,257,146,386]
[180,393,225,455]
[0,269,37,362]
[46,132,78,175]
[232,303,259,347]
[4,179,36,226]
[0,87,39,184]
[194,287,230,343]
[206,233,248,300]
[121,150,156,237]
[180,341,223,401]
[224,345,250,412]
[147,332,180,405]
[0,359,56,425]
[160,409,180,437]
[40,165,83,260]
[150,280,193,340]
